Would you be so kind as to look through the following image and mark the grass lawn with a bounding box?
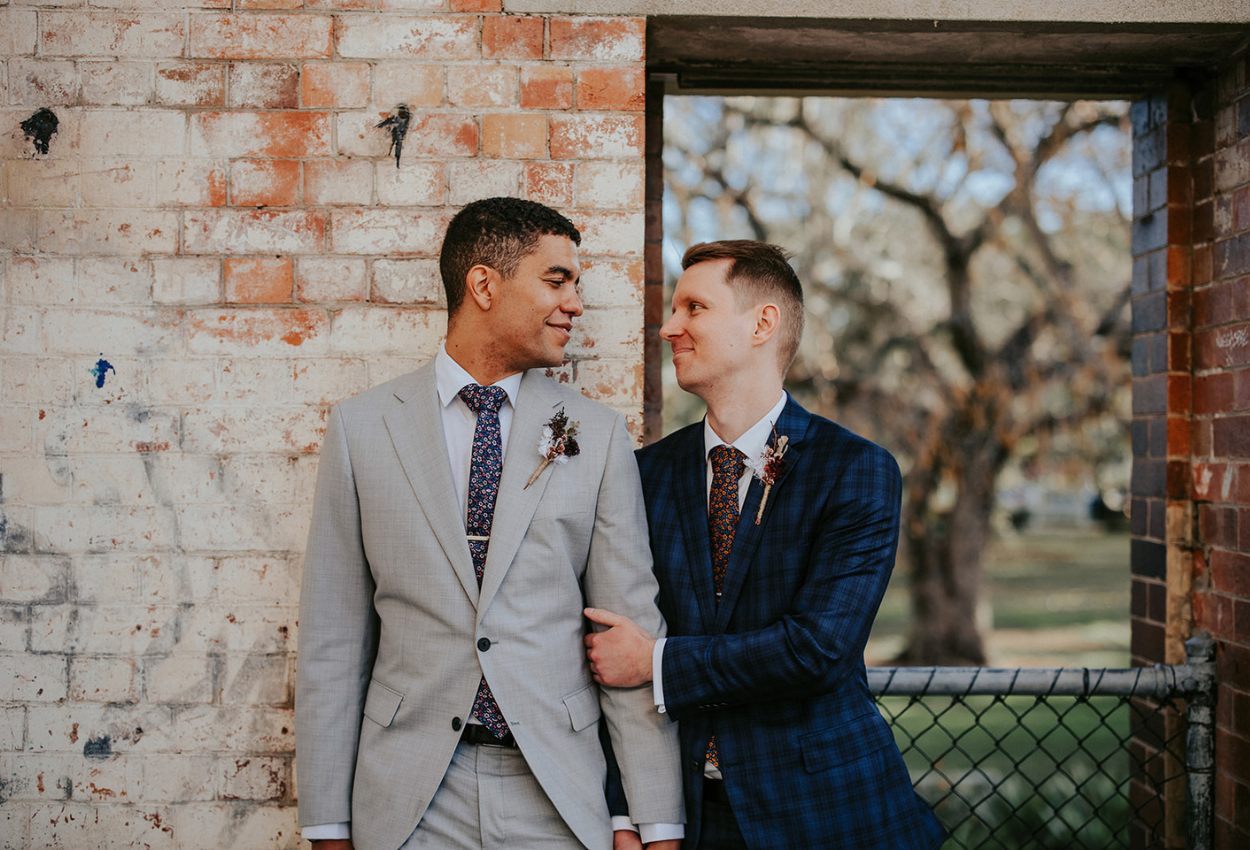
[866,526,1132,668]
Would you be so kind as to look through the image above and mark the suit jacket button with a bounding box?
[477,638,491,652]
[452,717,462,731]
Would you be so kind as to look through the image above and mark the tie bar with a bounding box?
[466,534,490,542]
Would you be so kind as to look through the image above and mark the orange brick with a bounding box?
[190,14,333,60]
[228,62,298,108]
[405,114,479,158]
[577,66,645,111]
[239,0,302,8]
[225,257,294,303]
[550,115,642,159]
[451,0,501,10]
[231,160,300,207]
[521,66,573,110]
[192,112,332,158]
[525,162,573,207]
[482,16,544,60]
[448,65,517,108]
[483,114,546,159]
[550,17,644,62]
[302,62,370,108]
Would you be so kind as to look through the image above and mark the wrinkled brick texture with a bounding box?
[1130,55,1250,850]
[1,7,646,847]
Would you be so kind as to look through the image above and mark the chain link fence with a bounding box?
[870,635,1217,850]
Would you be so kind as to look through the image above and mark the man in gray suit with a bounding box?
[296,197,684,850]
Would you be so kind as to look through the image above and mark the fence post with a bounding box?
[1183,633,1216,850]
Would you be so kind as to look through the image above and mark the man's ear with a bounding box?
[751,303,780,347]
[465,264,498,312]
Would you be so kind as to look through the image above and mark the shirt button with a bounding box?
[452,717,462,731]
[477,638,491,652]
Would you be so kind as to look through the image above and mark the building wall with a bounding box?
[1131,55,1250,848]
[0,3,646,846]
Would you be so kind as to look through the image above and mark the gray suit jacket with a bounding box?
[296,362,683,850]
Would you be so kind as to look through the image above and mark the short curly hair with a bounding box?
[440,197,581,316]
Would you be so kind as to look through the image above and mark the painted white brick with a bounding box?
[69,656,140,702]
[295,257,368,303]
[27,802,175,850]
[219,754,290,801]
[0,706,24,751]
[371,258,442,305]
[575,161,645,209]
[74,354,146,408]
[292,357,368,405]
[567,306,644,360]
[7,256,76,305]
[77,258,152,304]
[221,655,290,706]
[155,159,226,207]
[0,210,37,253]
[40,406,180,455]
[2,306,43,355]
[0,803,26,850]
[42,11,187,58]
[329,306,443,356]
[74,554,141,604]
[364,356,430,386]
[32,503,180,555]
[152,257,221,305]
[41,308,181,356]
[80,61,153,107]
[173,705,294,754]
[182,407,326,454]
[71,455,157,506]
[571,211,645,257]
[375,160,444,206]
[146,357,217,405]
[330,209,447,255]
[80,160,155,208]
[76,111,187,158]
[0,653,68,702]
[144,654,214,705]
[185,308,330,356]
[172,802,299,850]
[216,556,297,604]
[6,158,79,208]
[0,554,70,603]
[138,554,217,605]
[29,602,181,656]
[36,210,181,256]
[448,160,522,206]
[1,358,75,406]
[0,9,38,57]
[139,754,217,802]
[184,210,324,255]
[174,504,309,552]
[0,404,34,454]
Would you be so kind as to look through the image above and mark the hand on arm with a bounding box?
[614,830,644,850]
[584,607,656,688]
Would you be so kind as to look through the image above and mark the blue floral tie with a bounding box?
[706,444,744,768]
[459,384,510,739]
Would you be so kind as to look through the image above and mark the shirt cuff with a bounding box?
[611,816,637,834]
[302,823,351,841]
[652,637,667,714]
[639,822,685,843]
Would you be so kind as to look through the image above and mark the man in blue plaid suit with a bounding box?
[585,240,946,849]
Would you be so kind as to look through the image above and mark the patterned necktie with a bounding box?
[459,384,510,739]
[706,444,745,768]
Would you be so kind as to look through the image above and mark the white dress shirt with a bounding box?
[307,346,680,843]
[647,391,788,782]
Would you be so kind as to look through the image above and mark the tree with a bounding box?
[663,97,1133,665]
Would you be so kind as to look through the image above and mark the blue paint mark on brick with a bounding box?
[83,735,112,761]
[90,357,115,388]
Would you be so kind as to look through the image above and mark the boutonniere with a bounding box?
[525,407,581,489]
[746,430,789,524]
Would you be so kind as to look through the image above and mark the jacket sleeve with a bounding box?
[295,403,380,827]
[660,442,901,718]
[582,413,685,827]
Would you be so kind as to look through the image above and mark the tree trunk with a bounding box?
[895,431,1005,666]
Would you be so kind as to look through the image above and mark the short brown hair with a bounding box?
[440,197,581,316]
[682,240,805,371]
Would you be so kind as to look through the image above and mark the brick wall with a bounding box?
[1191,54,1250,850]
[0,3,647,846]
[1131,55,1250,848]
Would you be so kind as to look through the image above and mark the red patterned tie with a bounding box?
[706,444,744,768]
[459,384,510,739]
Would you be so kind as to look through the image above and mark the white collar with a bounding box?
[434,342,524,409]
[703,392,788,467]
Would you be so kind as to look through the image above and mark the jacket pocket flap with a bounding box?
[362,680,403,728]
[562,684,602,732]
[799,714,894,774]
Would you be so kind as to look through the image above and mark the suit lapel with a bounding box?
[476,370,558,620]
[383,363,480,605]
[714,399,811,631]
[674,425,719,634]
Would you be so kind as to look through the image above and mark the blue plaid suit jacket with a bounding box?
[634,396,945,849]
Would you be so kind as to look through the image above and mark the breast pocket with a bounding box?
[798,712,895,774]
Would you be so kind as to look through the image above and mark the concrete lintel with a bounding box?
[507,1,1250,25]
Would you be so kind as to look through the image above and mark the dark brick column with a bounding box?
[643,76,665,444]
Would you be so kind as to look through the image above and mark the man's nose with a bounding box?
[562,284,583,317]
[660,313,680,339]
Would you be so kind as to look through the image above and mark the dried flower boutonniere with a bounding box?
[746,430,789,524]
[525,407,581,489]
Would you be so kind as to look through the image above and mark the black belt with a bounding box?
[703,777,730,805]
[460,724,518,748]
